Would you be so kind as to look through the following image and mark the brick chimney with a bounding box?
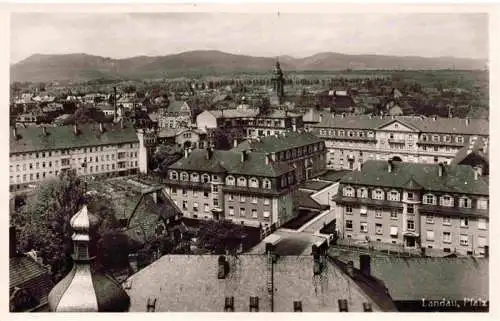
[387,159,393,173]
[359,254,371,276]
[217,255,230,279]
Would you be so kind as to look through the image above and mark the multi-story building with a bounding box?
[9,122,153,192]
[164,147,299,231]
[232,131,327,183]
[309,114,489,170]
[158,95,192,129]
[334,160,489,256]
[196,108,304,141]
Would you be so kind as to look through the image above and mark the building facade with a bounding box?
[158,96,192,129]
[309,114,489,170]
[164,148,299,231]
[334,160,489,257]
[9,122,152,192]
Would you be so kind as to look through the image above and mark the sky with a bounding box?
[10,12,488,64]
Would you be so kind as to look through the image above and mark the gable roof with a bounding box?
[340,160,488,196]
[169,149,292,177]
[125,254,396,312]
[166,100,190,114]
[451,136,489,167]
[232,132,324,154]
[294,190,329,211]
[10,123,138,154]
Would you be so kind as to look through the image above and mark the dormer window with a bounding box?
[237,177,247,187]
[432,135,440,142]
[249,177,259,188]
[440,195,454,207]
[348,131,354,137]
[357,188,368,198]
[372,189,384,200]
[456,136,464,144]
[444,135,451,143]
[180,172,189,181]
[339,130,345,137]
[263,179,271,189]
[422,134,428,142]
[388,190,400,202]
[191,173,199,182]
[320,129,326,135]
[170,171,178,180]
[202,174,210,184]
[423,194,436,205]
[459,197,471,208]
[226,175,235,185]
[343,186,355,197]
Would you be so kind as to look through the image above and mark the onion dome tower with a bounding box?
[48,205,130,312]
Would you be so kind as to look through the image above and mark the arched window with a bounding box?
[423,194,436,205]
[249,177,259,188]
[421,134,427,142]
[226,175,235,185]
[372,189,385,200]
[202,174,210,184]
[343,186,355,197]
[357,187,368,198]
[191,173,199,182]
[440,195,454,207]
[180,172,189,181]
[263,179,271,189]
[237,176,247,187]
[170,171,178,180]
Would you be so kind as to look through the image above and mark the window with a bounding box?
[191,173,199,182]
[171,187,177,195]
[213,199,219,207]
[346,206,353,215]
[423,194,436,205]
[456,136,464,144]
[388,190,400,201]
[407,220,415,231]
[240,195,246,203]
[442,216,451,225]
[263,179,271,189]
[444,135,451,143]
[170,171,178,180]
[375,223,383,235]
[345,220,353,230]
[375,208,383,218]
[440,195,454,207]
[226,175,235,185]
[240,208,246,217]
[421,134,427,142]
[204,204,210,212]
[228,194,234,201]
[212,185,219,193]
[372,189,384,200]
[443,232,451,243]
[407,204,414,214]
[182,189,187,196]
[460,217,469,228]
[360,206,367,216]
[263,198,270,205]
[426,215,434,224]
[460,234,469,246]
[180,172,188,181]
[343,186,355,197]
[252,209,258,218]
[229,206,235,216]
[360,222,368,233]
[182,200,188,210]
[407,192,414,200]
[263,211,270,218]
[339,130,345,137]
[193,202,199,212]
[459,197,471,208]
[432,135,440,142]
[478,236,487,248]
[249,178,259,188]
[204,191,209,198]
[357,188,368,198]
[202,174,210,184]
[477,199,488,210]
[477,218,487,230]
[193,191,198,197]
[426,230,435,241]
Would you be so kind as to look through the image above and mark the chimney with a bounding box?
[359,254,371,276]
[474,165,483,177]
[151,191,158,204]
[99,122,104,133]
[387,159,393,173]
[206,147,213,160]
[241,150,248,163]
[465,118,470,126]
[271,152,276,162]
[10,226,16,258]
[474,169,479,180]
[265,153,270,165]
[42,126,47,136]
[184,148,189,159]
[438,162,445,177]
[319,114,323,122]
[433,115,437,121]
[128,253,139,274]
[120,117,124,129]
[346,260,355,277]
[233,138,238,148]
[12,126,18,139]
[342,113,345,118]
[73,123,79,136]
[217,255,230,279]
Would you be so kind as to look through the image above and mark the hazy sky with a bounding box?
[10,12,488,63]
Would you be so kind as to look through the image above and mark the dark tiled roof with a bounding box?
[299,180,333,191]
[126,254,396,312]
[451,136,489,166]
[169,149,292,177]
[232,132,324,154]
[341,161,488,196]
[294,190,328,211]
[10,255,55,311]
[10,122,139,154]
[317,170,351,182]
[302,108,322,123]
[166,100,190,114]
[313,114,489,135]
[331,255,488,301]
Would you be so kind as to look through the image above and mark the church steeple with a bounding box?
[271,60,285,106]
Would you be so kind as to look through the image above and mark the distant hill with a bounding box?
[10,50,487,82]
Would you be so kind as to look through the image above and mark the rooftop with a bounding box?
[340,160,488,196]
[232,131,324,154]
[299,179,334,192]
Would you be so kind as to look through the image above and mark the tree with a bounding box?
[196,220,246,254]
[258,97,272,115]
[10,171,120,281]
